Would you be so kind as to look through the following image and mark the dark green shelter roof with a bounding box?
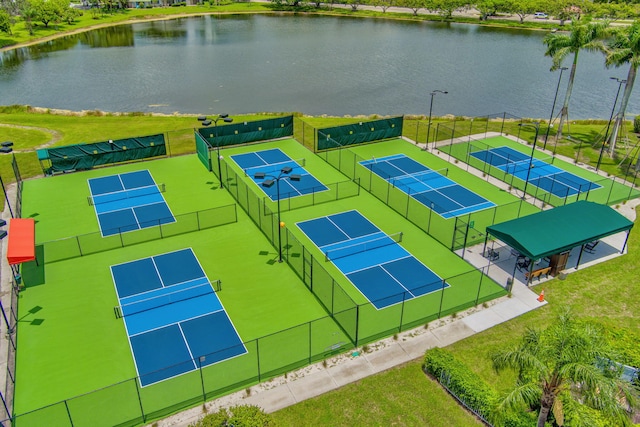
[486,201,634,260]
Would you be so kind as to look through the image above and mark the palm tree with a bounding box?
[544,20,610,142]
[491,308,636,427]
[604,21,640,155]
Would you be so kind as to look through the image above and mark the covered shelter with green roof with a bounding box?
[485,201,634,285]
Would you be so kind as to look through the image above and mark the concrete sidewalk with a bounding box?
[152,280,546,427]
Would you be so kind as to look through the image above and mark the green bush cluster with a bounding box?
[189,404,274,427]
[634,116,640,133]
[423,348,534,427]
[423,348,496,417]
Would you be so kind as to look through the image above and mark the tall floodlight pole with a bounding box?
[518,122,541,200]
[596,77,626,172]
[254,168,301,263]
[544,66,568,151]
[425,90,448,151]
[199,114,233,188]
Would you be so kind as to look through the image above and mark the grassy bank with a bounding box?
[1,107,636,186]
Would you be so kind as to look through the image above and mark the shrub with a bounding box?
[423,348,496,418]
[634,116,640,133]
[189,405,273,427]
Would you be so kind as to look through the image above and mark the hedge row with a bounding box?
[423,348,534,427]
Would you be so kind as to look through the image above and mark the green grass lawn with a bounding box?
[272,361,484,427]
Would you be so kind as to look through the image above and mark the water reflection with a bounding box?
[0,14,635,118]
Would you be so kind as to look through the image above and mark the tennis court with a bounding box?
[470,146,601,197]
[112,248,246,386]
[360,154,495,218]
[231,148,328,201]
[297,210,448,310]
[88,170,175,237]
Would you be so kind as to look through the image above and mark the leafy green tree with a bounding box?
[504,0,539,23]
[543,20,609,141]
[398,0,424,16]
[423,0,466,20]
[19,0,37,35]
[474,0,508,20]
[603,21,640,155]
[491,308,637,427]
[370,0,394,13]
[345,0,362,11]
[0,9,11,34]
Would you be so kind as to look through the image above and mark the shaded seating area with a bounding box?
[484,201,634,286]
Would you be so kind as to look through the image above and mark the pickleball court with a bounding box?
[470,146,601,197]
[88,170,175,237]
[231,148,328,200]
[297,210,448,309]
[360,154,496,218]
[111,248,246,386]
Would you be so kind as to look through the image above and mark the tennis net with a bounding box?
[114,279,221,319]
[88,183,165,206]
[389,168,448,188]
[324,232,403,261]
[504,156,553,175]
[244,158,306,177]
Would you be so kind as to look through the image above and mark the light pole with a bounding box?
[543,66,568,151]
[425,90,448,151]
[518,122,541,200]
[254,167,301,263]
[596,77,626,172]
[199,114,233,189]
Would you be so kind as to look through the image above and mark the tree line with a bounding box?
[273,0,640,22]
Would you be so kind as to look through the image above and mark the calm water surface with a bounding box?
[0,14,636,119]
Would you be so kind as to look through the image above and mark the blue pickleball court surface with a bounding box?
[88,170,175,237]
[470,146,601,197]
[231,148,328,201]
[360,154,495,219]
[111,248,246,386]
[297,210,448,309]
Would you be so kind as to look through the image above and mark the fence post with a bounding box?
[133,377,146,423]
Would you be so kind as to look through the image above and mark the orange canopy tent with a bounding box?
[7,218,35,265]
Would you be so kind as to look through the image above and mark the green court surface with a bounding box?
[439,135,640,206]
[22,155,228,243]
[220,138,507,344]
[13,136,513,426]
[317,138,540,249]
[15,153,347,426]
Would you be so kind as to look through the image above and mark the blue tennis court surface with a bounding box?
[88,170,175,237]
[360,154,495,219]
[297,210,448,309]
[111,248,246,386]
[231,148,328,201]
[470,146,601,197]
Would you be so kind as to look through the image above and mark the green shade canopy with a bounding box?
[486,201,634,260]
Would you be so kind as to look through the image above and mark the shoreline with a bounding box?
[1,4,564,54]
[1,106,617,123]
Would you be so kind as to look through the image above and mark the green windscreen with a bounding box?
[46,133,166,172]
[198,116,294,148]
[195,131,212,171]
[317,116,403,151]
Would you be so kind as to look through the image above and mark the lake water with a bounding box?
[0,14,636,119]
